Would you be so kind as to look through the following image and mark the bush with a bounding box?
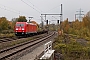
[1,30,14,34]
[54,43,66,49]
[85,37,90,41]
[53,35,90,60]
[87,47,90,58]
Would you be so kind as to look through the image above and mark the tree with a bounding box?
[17,16,27,22]
[8,21,13,29]
[11,18,18,30]
[82,16,89,28]
[72,19,81,30]
[61,18,70,33]
[11,16,27,30]
[0,17,9,31]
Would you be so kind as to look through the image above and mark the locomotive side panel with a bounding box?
[32,25,37,33]
[26,24,29,34]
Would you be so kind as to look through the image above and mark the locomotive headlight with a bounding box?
[22,28,24,30]
[16,28,18,30]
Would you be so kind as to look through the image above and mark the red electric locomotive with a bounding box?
[15,22,38,36]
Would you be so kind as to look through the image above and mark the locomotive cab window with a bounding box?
[16,24,24,27]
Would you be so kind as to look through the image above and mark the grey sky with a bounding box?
[0,0,90,23]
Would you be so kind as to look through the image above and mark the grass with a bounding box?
[0,33,15,38]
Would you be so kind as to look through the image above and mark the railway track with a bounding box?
[0,32,55,60]
[0,33,50,51]
[0,37,19,43]
[0,33,48,44]
[0,33,50,53]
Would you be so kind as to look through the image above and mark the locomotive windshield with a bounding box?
[16,24,24,27]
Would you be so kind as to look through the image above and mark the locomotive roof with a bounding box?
[16,22,37,25]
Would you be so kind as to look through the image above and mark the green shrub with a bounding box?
[54,43,66,49]
[85,37,90,41]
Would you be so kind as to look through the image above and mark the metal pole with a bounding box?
[45,14,46,21]
[41,15,43,29]
[75,14,76,21]
[61,4,63,21]
[60,4,62,30]
[49,21,50,30]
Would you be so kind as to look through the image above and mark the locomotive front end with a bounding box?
[15,22,26,36]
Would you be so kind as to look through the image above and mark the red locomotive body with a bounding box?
[15,22,37,36]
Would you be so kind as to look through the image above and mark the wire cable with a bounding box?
[0,6,19,14]
[45,5,60,13]
[0,4,37,19]
[26,0,43,13]
[21,0,41,14]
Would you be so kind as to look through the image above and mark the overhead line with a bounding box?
[0,4,37,19]
[0,4,27,15]
[0,6,19,14]
[45,5,60,12]
[21,0,41,14]
[26,0,43,13]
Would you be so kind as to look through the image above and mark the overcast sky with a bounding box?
[0,0,90,23]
